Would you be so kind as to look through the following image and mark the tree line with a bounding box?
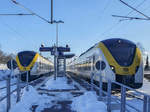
[0,49,12,64]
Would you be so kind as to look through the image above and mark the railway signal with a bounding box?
[7,60,17,70]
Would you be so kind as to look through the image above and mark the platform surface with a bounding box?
[10,75,107,112]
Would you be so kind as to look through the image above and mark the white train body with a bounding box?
[16,51,53,81]
[68,38,143,89]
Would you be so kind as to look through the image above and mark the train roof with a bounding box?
[17,51,52,62]
[79,44,97,57]
[79,38,135,57]
[101,38,135,47]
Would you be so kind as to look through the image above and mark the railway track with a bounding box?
[67,72,144,100]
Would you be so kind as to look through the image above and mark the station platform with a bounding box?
[10,74,107,112]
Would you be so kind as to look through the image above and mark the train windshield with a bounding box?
[102,39,136,66]
[18,51,36,67]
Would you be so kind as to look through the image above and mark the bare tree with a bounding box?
[0,45,13,64]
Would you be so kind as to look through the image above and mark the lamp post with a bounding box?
[53,20,64,47]
[53,20,64,79]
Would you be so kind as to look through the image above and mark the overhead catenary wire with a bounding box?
[0,14,34,16]
[97,0,120,38]
[100,0,111,15]
[126,0,147,16]
[119,0,150,20]
[99,21,121,37]
[11,0,51,23]
[112,15,150,21]
[101,0,150,45]
[0,17,25,40]
[0,17,35,46]
[142,4,150,12]
[98,0,140,38]
[108,0,149,36]
[111,0,150,21]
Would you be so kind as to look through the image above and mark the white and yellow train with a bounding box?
[68,38,143,89]
[16,51,53,81]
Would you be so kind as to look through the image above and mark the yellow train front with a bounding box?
[16,51,53,81]
[69,38,143,89]
[99,38,143,89]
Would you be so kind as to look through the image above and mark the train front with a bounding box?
[100,38,143,89]
[16,51,38,81]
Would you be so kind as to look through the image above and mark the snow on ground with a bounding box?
[71,91,107,112]
[10,86,40,112]
[0,70,18,100]
[0,69,20,112]
[0,64,10,79]
[0,90,19,112]
[138,78,150,95]
[0,77,19,112]
[0,69,19,81]
[126,99,143,112]
[3,75,150,112]
[0,81,18,100]
[0,70,11,80]
[43,77,75,90]
[119,78,150,112]
[9,76,107,112]
[112,78,150,112]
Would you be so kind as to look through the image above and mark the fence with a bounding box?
[90,70,150,112]
[0,59,27,112]
[0,72,21,112]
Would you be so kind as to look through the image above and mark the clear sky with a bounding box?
[0,0,150,57]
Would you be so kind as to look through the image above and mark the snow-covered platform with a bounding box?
[10,75,107,112]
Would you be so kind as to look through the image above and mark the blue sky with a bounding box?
[0,0,150,57]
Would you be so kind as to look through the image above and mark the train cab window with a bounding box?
[102,39,136,66]
[18,51,36,67]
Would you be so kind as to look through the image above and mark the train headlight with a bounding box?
[110,65,115,73]
[111,66,114,70]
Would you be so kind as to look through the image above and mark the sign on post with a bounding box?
[7,60,17,70]
[95,60,106,71]
[96,60,106,101]
[39,47,53,52]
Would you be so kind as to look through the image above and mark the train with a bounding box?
[16,51,54,81]
[68,38,143,89]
